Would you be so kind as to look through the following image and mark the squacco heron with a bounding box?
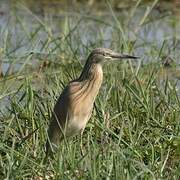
[46,48,137,156]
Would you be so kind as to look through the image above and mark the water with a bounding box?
[0,0,179,62]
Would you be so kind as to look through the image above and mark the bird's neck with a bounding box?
[79,62,102,78]
[78,63,103,100]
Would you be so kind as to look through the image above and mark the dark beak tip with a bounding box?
[112,55,140,59]
[131,56,140,59]
[123,55,140,59]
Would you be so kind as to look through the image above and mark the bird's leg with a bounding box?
[80,129,85,156]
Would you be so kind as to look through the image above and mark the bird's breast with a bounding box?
[56,64,103,137]
[66,65,103,136]
[65,107,93,137]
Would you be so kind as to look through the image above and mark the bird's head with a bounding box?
[88,48,138,64]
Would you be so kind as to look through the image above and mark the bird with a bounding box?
[45,48,138,157]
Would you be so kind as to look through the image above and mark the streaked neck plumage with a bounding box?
[78,62,103,102]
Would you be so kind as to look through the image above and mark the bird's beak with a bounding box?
[110,52,139,60]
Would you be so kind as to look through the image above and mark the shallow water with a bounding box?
[0,1,179,63]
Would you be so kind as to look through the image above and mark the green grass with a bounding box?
[0,0,180,179]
